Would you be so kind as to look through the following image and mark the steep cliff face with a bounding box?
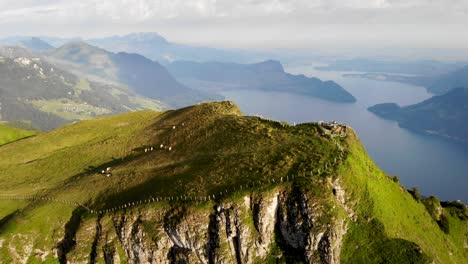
[61,184,348,264]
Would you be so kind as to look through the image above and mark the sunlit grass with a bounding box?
[0,124,37,146]
[0,102,465,263]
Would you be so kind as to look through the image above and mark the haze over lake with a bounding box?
[222,64,468,202]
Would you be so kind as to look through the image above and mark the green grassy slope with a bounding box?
[0,101,339,208]
[338,131,467,263]
[0,101,466,263]
[0,123,37,146]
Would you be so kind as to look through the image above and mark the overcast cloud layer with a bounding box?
[1,0,467,57]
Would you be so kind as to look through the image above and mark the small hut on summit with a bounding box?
[318,121,347,138]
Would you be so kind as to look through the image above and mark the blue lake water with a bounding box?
[221,64,468,202]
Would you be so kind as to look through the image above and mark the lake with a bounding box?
[221,64,468,202]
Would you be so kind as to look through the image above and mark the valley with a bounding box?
[0,47,166,130]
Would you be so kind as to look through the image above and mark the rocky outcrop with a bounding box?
[56,208,84,264]
[275,185,347,264]
[56,185,348,263]
[329,178,356,222]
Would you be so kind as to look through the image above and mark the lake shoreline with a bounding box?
[221,69,467,202]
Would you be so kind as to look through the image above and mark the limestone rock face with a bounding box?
[56,186,348,264]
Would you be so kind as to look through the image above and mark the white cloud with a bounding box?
[0,0,467,55]
[1,0,465,21]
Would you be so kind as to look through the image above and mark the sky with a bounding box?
[0,0,467,58]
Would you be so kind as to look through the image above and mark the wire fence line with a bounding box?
[0,174,302,215]
[0,120,348,216]
[0,149,347,215]
[0,195,92,211]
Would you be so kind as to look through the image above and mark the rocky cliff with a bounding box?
[59,183,349,264]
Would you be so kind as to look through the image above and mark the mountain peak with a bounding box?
[60,40,101,49]
[118,32,169,44]
[427,64,468,94]
[52,41,109,58]
[0,45,34,59]
[252,59,284,73]
[19,37,54,52]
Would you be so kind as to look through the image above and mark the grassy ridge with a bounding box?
[0,101,340,208]
[0,101,466,263]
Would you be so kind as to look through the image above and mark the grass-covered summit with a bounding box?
[0,101,339,207]
[0,101,466,263]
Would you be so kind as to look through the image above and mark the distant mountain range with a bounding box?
[317,58,465,76]
[368,87,468,143]
[0,36,80,48]
[0,46,35,58]
[344,64,468,95]
[0,35,357,129]
[87,32,257,63]
[167,60,356,103]
[1,33,359,127]
[1,33,258,63]
[45,41,354,104]
[0,37,55,52]
[426,65,468,94]
[47,41,221,107]
[0,46,165,130]
[19,37,54,52]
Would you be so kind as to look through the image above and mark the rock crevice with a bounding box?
[65,187,348,263]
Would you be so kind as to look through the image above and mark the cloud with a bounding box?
[0,0,467,55]
[1,0,465,21]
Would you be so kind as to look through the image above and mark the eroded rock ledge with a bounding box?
[64,184,350,264]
